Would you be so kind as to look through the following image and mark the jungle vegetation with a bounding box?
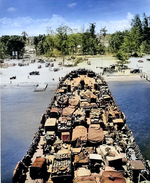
[0,13,150,64]
[0,35,26,59]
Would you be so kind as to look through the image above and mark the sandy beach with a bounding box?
[0,55,150,87]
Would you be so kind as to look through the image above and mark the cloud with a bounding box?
[94,12,133,33]
[127,12,134,21]
[68,3,77,8]
[0,15,73,36]
[7,7,16,12]
[0,12,134,36]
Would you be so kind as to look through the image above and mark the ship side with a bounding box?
[13,69,150,183]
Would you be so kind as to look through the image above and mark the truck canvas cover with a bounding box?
[101,171,126,183]
[72,125,87,143]
[62,106,75,117]
[88,124,104,143]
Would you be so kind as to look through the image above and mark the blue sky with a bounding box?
[0,0,150,36]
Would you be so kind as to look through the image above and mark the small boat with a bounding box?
[34,84,48,92]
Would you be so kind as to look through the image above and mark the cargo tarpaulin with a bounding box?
[62,107,75,117]
[50,108,59,114]
[71,77,81,88]
[72,125,87,143]
[84,77,95,88]
[130,160,146,170]
[101,171,126,183]
[88,124,104,143]
[73,176,97,183]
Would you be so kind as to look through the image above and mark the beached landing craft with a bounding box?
[13,69,150,183]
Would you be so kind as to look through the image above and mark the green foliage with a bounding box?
[89,23,96,39]
[74,57,83,66]
[30,13,149,59]
[82,32,91,54]
[44,34,54,54]
[68,33,82,55]
[142,13,150,45]
[100,27,107,46]
[33,34,46,55]
[82,23,104,55]
[52,48,62,57]
[0,41,5,59]
[121,27,141,55]
[21,31,28,42]
[1,13,149,60]
[109,13,150,59]
[116,50,129,65]
[31,23,107,57]
[55,25,69,56]
[131,14,143,36]
[108,31,128,53]
[139,41,150,55]
[0,35,25,58]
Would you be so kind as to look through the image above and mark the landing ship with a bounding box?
[13,69,150,183]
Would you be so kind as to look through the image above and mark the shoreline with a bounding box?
[0,75,143,88]
[0,72,143,88]
[104,74,142,82]
[0,55,150,87]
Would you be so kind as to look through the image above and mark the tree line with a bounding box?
[0,13,150,62]
[0,32,28,59]
[108,13,150,63]
[33,24,106,57]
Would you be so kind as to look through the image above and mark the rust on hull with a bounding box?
[13,69,150,183]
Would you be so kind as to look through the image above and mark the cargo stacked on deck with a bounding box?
[13,69,150,183]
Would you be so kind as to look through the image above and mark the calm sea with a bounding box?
[1,80,150,183]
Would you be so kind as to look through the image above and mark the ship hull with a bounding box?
[13,69,150,183]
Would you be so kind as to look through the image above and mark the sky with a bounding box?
[0,0,150,37]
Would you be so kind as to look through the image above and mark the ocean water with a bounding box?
[1,84,56,183]
[1,80,150,183]
[107,80,150,160]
